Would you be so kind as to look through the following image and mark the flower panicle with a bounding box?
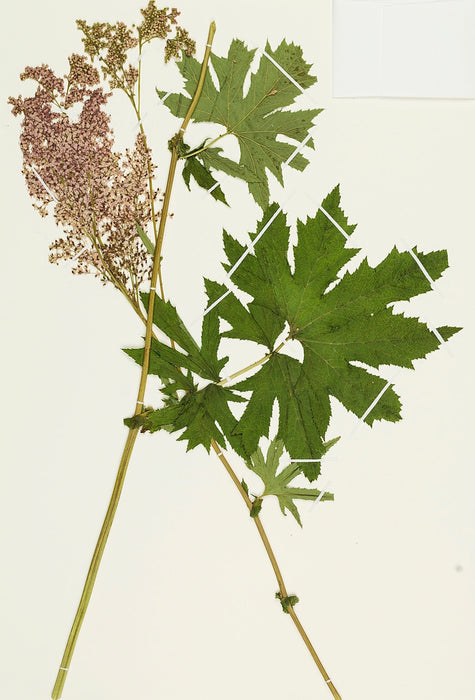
[8,2,198,301]
[165,26,196,62]
[138,3,181,43]
[8,61,159,298]
[75,2,196,91]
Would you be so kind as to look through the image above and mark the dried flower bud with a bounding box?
[76,19,138,90]
[20,64,64,96]
[165,26,196,62]
[76,21,110,61]
[124,64,139,90]
[138,3,180,43]
[66,53,100,87]
[104,22,138,74]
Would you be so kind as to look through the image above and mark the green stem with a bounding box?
[210,440,342,700]
[181,130,229,159]
[50,23,216,699]
[51,23,339,700]
[135,21,216,410]
[138,40,142,115]
[216,339,286,386]
[51,428,139,700]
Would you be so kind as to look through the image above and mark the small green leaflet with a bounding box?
[246,439,333,527]
[210,186,460,478]
[135,221,155,255]
[181,141,229,205]
[250,498,263,518]
[157,39,320,209]
[123,287,245,451]
[276,592,300,614]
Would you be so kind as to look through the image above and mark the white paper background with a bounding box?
[333,0,475,97]
[1,1,474,699]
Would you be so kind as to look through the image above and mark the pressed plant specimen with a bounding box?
[9,3,461,699]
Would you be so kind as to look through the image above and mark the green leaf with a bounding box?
[323,436,341,452]
[276,592,300,613]
[233,354,330,481]
[135,221,155,255]
[182,155,228,205]
[124,283,229,416]
[246,439,333,526]
[124,283,244,452]
[204,279,277,350]
[180,139,259,202]
[157,39,321,208]
[130,383,245,452]
[200,281,230,379]
[199,146,260,184]
[123,339,195,393]
[211,186,461,473]
[139,292,224,382]
[250,498,263,518]
[124,404,180,432]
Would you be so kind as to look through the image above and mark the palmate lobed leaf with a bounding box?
[139,290,228,382]
[157,39,320,208]
[247,439,333,526]
[212,186,460,478]
[123,340,195,395]
[231,354,330,480]
[124,187,459,485]
[126,383,245,452]
[124,284,245,452]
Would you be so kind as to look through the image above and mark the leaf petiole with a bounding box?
[216,338,287,386]
[211,439,342,699]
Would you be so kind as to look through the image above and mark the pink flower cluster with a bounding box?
[9,59,158,297]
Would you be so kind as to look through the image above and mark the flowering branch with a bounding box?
[9,63,157,309]
[49,20,216,700]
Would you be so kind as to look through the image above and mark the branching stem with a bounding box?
[135,21,216,412]
[210,439,342,700]
[51,20,340,700]
[50,23,216,699]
